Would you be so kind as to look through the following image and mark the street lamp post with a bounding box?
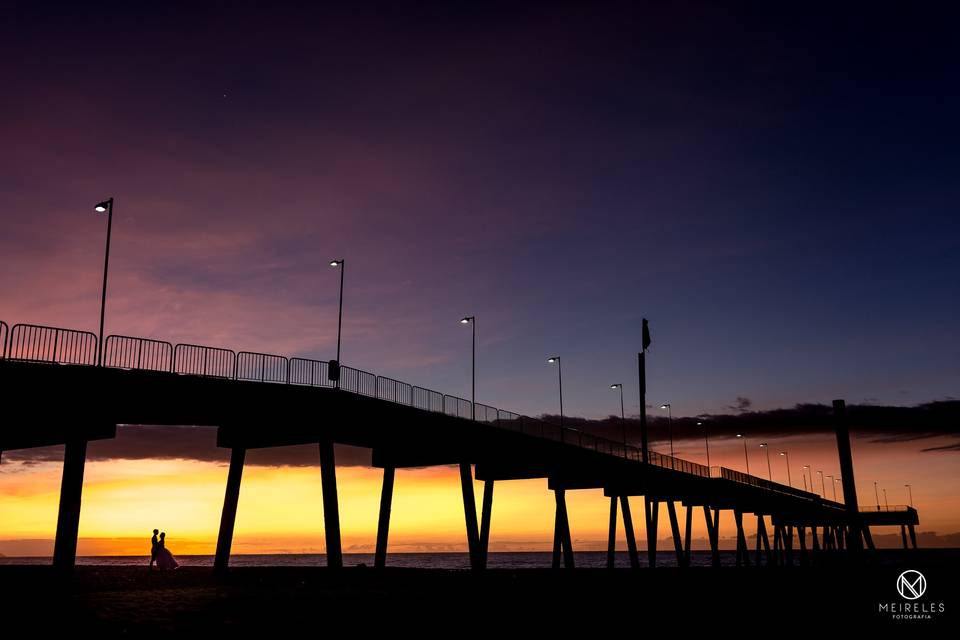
[883,488,889,510]
[610,384,626,445]
[817,470,825,497]
[760,443,772,481]
[802,465,811,492]
[329,259,345,387]
[803,465,813,493]
[835,477,843,503]
[827,475,837,501]
[874,481,880,509]
[660,404,674,458]
[905,484,913,507]
[779,451,791,487]
[461,317,476,420]
[547,357,563,428]
[94,198,114,367]
[736,434,750,474]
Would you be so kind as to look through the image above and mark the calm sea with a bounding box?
[0,550,928,569]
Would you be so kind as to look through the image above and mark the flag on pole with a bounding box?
[642,318,651,351]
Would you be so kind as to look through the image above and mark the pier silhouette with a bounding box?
[0,321,920,572]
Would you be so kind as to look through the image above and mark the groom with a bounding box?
[149,529,159,569]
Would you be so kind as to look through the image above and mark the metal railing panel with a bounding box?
[103,335,173,372]
[340,365,376,396]
[377,377,413,405]
[173,343,236,378]
[236,351,289,383]
[288,357,333,387]
[412,386,443,413]
[7,324,97,365]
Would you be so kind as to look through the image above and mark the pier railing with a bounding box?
[0,319,810,501]
[236,351,288,384]
[7,324,97,366]
[719,467,822,502]
[103,335,173,372]
[173,343,236,378]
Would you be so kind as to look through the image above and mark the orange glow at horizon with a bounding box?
[1,435,958,557]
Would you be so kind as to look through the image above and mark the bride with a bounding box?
[156,532,180,570]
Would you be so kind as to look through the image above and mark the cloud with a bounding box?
[1,426,372,468]
[4,401,958,469]
[726,396,753,413]
[541,400,960,451]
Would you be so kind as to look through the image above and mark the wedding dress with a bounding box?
[156,539,180,570]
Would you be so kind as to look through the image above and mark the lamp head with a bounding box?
[330,259,342,267]
[759,442,768,447]
[547,357,559,364]
[460,317,473,324]
[94,198,112,213]
[610,384,621,389]
[736,433,743,438]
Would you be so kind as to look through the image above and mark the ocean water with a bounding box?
[0,549,928,569]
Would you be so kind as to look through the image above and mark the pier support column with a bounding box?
[756,515,772,566]
[703,506,720,567]
[53,439,88,571]
[644,498,659,567]
[214,447,246,574]
[620,495,640,569]
[375,465,395,569]
[667,501,685,567]
[773,524,783,565]
[684,504,693,567]
[459,463,481,570]
[900,524,908,549]
[319,440,342,569]
[479,479,494,569]
[552,488,574,569]
[863,525,876,550]
[785,525,794,566]
[734,510,750,567]
[908,524,918,549]
[798,525,808,566]
[606,496,617,568]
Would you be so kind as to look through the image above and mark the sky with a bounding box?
[0,1,958,555]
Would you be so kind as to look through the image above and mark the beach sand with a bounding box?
[0,551,955,632]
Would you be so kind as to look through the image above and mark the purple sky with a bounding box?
[1,2,958,419]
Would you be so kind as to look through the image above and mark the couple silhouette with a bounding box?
[149,529,180,570]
